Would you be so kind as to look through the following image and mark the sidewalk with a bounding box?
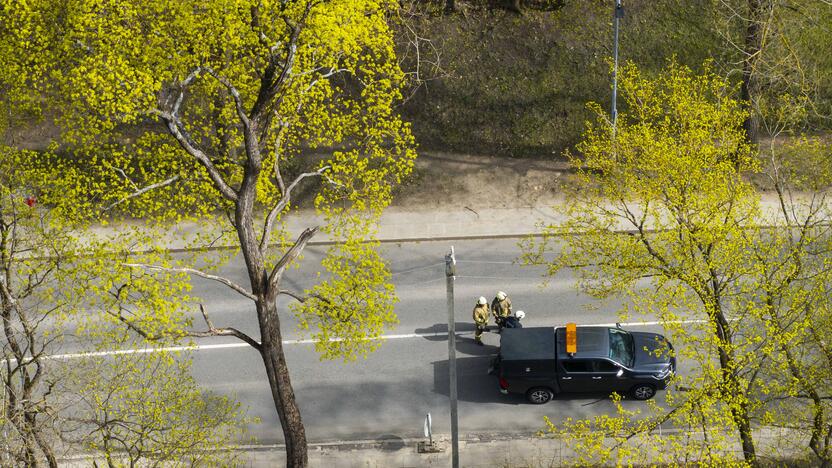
[86,205,567,253]
[232,426,803,467]
[367,194,798,243]
[90,193,796,252]
[58,426,805,467]
[241,433,567,468]
[59,433,567,468]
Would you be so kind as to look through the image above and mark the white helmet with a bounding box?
[477,296,487,305]
[496,291,507,301]
[515,310,525,320]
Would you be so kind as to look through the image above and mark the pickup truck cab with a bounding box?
[495,325,675,404]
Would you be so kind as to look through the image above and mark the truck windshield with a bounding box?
[609,328,634,367]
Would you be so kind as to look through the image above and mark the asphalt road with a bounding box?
[176,238,691,445]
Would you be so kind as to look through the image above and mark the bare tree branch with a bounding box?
[278,289,308,303]
[250,0,317,122]
[103,175,181,212]
[190,304,261,351]
[153,69,239,202]
[155,113,240,203]
[169,68,202,118]
[277,289,330,304]
[123,263,257,301]
[107,306,157,341]
[112,167,139,191]
[260,166,330,252]
[268,227,318,289]
[203,67,252,131]
[250,3,275,50]
[271,127,288,197]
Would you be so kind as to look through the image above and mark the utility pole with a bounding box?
[612,0,624,131]
[445,247,459,468]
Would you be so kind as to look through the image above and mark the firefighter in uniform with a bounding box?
[472,296,490,345]
[491,291,512,332]
[504,310,525,329]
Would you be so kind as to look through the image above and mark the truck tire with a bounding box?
[526,387,554,404]
[631,384,656,400]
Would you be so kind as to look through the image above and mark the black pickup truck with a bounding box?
[495,325,675,404]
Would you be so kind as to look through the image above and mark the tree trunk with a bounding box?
[732,400,757,465]
[258,300,308,468]
[233,146,309,466]
[715,335,757,465]
[707,277,757,465]
[740,0,764,142]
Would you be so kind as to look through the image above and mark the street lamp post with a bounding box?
[445,247,459,468]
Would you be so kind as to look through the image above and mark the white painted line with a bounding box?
[44,342,246,360]
[6,319,705,364]
[594,319,705,328]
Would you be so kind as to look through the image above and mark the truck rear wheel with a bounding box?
[631,384,656,400]
[526,387,554,404]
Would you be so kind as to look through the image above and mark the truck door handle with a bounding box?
[592,377,602,380]
[561,377,572,380]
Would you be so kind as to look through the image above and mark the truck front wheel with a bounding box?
[526,387,554,404]
[631,384,656,400]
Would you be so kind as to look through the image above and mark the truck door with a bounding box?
[558,360,596,392]
[584,359,624,393]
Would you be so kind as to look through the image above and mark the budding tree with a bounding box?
[523,62,832,466]
[4,0,417,466]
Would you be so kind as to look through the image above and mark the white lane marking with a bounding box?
[12,319,705,362]
[592,319,704,328]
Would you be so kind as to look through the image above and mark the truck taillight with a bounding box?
[499,377,509,390]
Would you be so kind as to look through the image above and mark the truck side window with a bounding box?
[561,360,592,373]
[594,360,619,373]
[609,328,635,367]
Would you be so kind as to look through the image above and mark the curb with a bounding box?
[228,431,545,452]
[162,232,544,254]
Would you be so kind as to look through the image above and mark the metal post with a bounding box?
[612,0,623,131]
[1,368,7,464]
[445,247,459,468]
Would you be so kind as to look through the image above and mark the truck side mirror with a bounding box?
[616,368,624,378]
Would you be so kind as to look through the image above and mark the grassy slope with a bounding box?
[5,2,830,162]
[397,0,830,158]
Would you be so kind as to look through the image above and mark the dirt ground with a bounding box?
[392,152,571,211]
[7,117,573,211]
